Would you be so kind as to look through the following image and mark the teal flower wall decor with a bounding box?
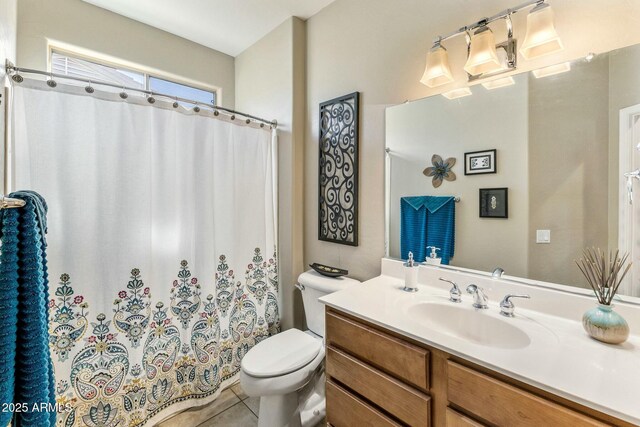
[423,154,456,188]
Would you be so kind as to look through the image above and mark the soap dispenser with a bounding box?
[424,246,442,265]
[402,252,419,292]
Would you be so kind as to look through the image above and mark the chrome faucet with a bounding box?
[466,284,489,309]
[492,267,504,279]
[439,278,461,303]
[499,294,531,317]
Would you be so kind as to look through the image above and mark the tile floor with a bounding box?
[159,382,327,426]
[158,382,259,427]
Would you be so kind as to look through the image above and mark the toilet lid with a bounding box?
[241,329,322,378]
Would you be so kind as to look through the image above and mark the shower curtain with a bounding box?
[11,81,279,426]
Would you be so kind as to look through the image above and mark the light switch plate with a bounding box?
[536,229,551,244]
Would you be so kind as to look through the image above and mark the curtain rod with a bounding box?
[5,61,278,129]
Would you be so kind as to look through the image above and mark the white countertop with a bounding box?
[320,263,640,425]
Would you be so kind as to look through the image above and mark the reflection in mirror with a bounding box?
[386,43,640,296]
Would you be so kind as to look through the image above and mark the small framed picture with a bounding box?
[464,149,496,175]
[479,188,508,218]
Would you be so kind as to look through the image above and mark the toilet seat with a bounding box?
[242,329,322,378]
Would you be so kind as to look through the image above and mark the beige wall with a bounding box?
[0,0,17,191]
[386,77,529,276]
[235,17,306,330]
[16,0,235,107]
[528,56,609,287]
[608,44,640,251]
[305,0,640,282]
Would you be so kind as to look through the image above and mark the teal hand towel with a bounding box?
[401,196,455,264]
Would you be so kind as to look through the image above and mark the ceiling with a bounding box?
[82,0,337,57]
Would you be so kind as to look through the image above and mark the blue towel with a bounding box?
[0,191,56,427]
[400,196,455,264]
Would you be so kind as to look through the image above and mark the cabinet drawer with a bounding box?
[446,408,485,427]
[327,346,431,426]
[447,361,607,427]
[326,311,430,390]
[326,380,401,427]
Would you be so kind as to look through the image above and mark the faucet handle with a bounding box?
[439,278,461,303]
[499,294,530,317]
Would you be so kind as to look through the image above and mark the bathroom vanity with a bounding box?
[320,259,640,427]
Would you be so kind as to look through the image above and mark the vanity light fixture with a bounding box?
[481,76,515,90]
[520,2,563,60]
[420,0,562,87]
[420,40,454,87]
[531,61,570,78]
[442,87,472,100]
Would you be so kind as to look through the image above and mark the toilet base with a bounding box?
[256,371,326,427]
[258,393,301,427]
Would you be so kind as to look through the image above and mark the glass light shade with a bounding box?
[464,27,502,76]
[420,45,454,88]
[481,76,515,90]
[442,87,472,100]
[532,62,571,78]
[520,4,563,59]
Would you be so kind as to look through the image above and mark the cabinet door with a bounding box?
[447,362,607,427]
[446,408,485,427]
[326,380,401,427]
[326,311,430,390]
[327,346,431,426]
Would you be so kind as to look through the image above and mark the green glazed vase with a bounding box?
[582,304,629,344]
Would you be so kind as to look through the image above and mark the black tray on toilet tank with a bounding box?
[309,263,348,278]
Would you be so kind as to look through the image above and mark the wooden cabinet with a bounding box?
[325,308,630,427]
[326,381,401,427]
[445,408,485,427]
[326,311,430,391]
[327,347,430,426]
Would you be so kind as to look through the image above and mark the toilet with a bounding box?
[240,270,359,427]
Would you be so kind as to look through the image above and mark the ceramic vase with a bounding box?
[582,304,629,344]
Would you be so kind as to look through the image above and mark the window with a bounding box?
[51,51,217,105]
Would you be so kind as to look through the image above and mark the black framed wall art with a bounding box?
[479,187,508,218]
[318,92,360,246]
[464,149,496,175]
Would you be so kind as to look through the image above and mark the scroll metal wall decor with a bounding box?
[318,92,360,246]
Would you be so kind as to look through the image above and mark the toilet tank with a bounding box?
[298,270,360,337]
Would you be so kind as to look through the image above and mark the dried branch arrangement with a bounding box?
[575,248,632,305]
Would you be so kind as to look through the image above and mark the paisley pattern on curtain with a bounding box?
[50,251,278,427]
[11,81,279,426]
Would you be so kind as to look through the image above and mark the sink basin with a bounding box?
[406,302,532,349]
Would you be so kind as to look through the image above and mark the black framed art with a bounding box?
[318,92,360,246]
[465,149,496,175]
[479,187,508,218]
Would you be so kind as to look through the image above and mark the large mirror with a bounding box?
[386,43,640,296]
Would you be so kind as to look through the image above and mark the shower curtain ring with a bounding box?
[46,73,57,88]
[172,97,179,108]
[147,93,156,104]
[213,109,219,117]
[11,73,23,83]
[193,103,200,113]
[85,81,94,94]
[119,87,128,99]
[230,114,236,121]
